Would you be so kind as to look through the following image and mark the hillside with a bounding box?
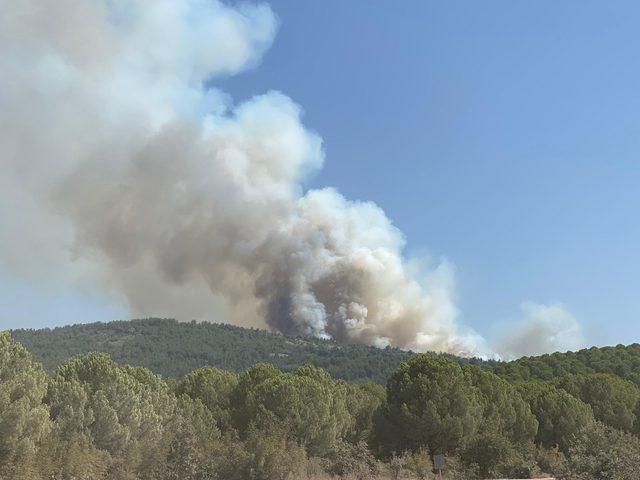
[493,342,640,387]
[11,318,640,387]
[10,318,425,383]
[5,323,640,479]
[10,318,496,383]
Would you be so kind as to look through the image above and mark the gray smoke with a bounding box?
[495,302,585,359]
[1,1,582,357]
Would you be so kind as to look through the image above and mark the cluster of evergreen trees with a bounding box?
[11,319,420,383]
[2,330,640,479]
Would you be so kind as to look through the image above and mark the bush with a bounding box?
[535,446,570,479]
[323,439,380,479]
[403,448,433,479]
[568,421,640,479]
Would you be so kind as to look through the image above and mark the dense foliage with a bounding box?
[2,328,640,479]
[493,344,640,386]
[11,319,419,384]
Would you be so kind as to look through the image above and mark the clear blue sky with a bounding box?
[2,1,639,348]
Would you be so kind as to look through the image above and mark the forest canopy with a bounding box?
[2,322,640,479]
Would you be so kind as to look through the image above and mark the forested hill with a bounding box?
[10,318,640,386]
[494,342,640,387]
[10,318,433,382]
[4,322,640,479]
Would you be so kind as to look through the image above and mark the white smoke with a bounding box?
[495,302,585,359]
[0,1,582,357]
[0,0,483,354]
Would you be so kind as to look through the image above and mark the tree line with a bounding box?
[11,318,421,384]
[2,331,640,479]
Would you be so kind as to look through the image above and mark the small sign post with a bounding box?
[433,454,445,479]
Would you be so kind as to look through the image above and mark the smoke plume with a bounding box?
[0,1,584,357]
[495,302,585,359]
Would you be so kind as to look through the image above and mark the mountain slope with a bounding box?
[493,343,640,387]
[11,318,639,386]
[11,318,424,383]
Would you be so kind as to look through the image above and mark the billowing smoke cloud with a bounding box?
[0,1,584,358]
[0,0,483,354]
[495,302,585,359]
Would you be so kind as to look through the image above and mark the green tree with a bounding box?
[517,380,594,452]
[231,363,281,433]
[343,382,386,443]
[176,365,238,431]
[243,425,309,480]
[43,377,109,480]
[0,332,51,480]
[252,372,338,455]
[557,373,640,433]
[383,354,482,454]
[568,421,640,479]
[464,365,538,443]
[47,353,178,479]
[462,431,515,478]
[165,395,222,480]
[461,366,538,476]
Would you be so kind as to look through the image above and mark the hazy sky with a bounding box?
[1,1,638,350]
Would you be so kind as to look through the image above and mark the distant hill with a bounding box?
[493,342,640,387]
[10,318,640,386]
[10,318,428,383]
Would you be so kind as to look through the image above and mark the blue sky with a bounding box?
[1,0,639,349]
